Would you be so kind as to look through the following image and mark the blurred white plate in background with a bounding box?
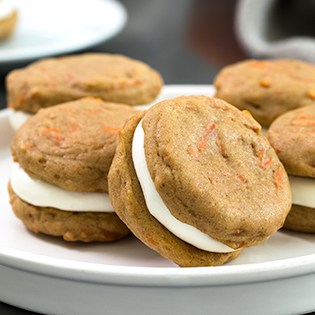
[0,0,127,64]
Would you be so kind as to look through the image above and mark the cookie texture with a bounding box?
[267,104,315,178]
[214,59,315,126]
[8,183,130,242]
[109,96,291,266]
[283,204,315,233]
[7,53,163,113]
[11,97,136,192]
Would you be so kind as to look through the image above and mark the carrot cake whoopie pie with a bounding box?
[214,59,315,127]
[8,97,136,242]
[7,53,163,129]
[108,95,292,267]
[267,104,315,233]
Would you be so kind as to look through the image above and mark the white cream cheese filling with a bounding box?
[132,119,235,253]
[290,176,315,208]
[10,163,114,212]
[9,110,32,131]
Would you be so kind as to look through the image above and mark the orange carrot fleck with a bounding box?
[198,123,217,152]
[211,100,228,110]
[242,110,253,118]
[44,127,60,135]
[291,114,315,126]
[255,148,264,159]
[87,108,102,114]
[68,123,79,132]
[254,147,273,169]
[260,80,271,88]
[43,127,65,145]
[235,174,247,183]
[101,126,120,133]
[249,61,269,68]
[304,129,315,134]
[275,166,284,189]
[262,157,273,169]
[307,90,315,100]
[187,145,197,157]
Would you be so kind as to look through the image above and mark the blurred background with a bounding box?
[1,0,314,314]
[0,0,248,110]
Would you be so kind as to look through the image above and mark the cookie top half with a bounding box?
[214,59,315,126]
[141,96,290,247]
[11,97,136,192]
[267,104,315,178]
[6,53,163,113]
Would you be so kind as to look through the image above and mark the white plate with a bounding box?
[0,0,127,64]
[1,85,315,315]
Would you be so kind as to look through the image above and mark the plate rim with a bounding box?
[2,85,315,288]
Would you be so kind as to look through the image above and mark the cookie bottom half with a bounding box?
[8,183,130,242]
[284,204,315,233]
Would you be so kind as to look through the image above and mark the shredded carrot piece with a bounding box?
[260,80,271,88]
[291,114,315,126]
[254,147,273,169]
[198,123,217,151]
[187,145,198,157]
[262,157,273,169]
[307,90,315,100]
[275,166,284,188]
[304,129,315,134]
[211,100,228,110]
[235,174,246,183]
[44,127,60,135]
[87,108,102,114]
[43,127,65,145]
[101,126,120,133]
[255,148,264,159]
[68,123,79,132]
[249,61,269,68]
[242,110,253,118]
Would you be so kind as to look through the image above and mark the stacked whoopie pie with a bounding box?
[7,53,163,242]
[214,58,315,236]
[9,97,137,242]
[267,105,315,233]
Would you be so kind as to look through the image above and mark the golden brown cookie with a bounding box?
[6,53,163,113]
[214,59,315,126]
[283,204,315,233]
[11,97,136,192]
[267,104,315,232]
[108,96,291,266]
[9,97,134,242]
